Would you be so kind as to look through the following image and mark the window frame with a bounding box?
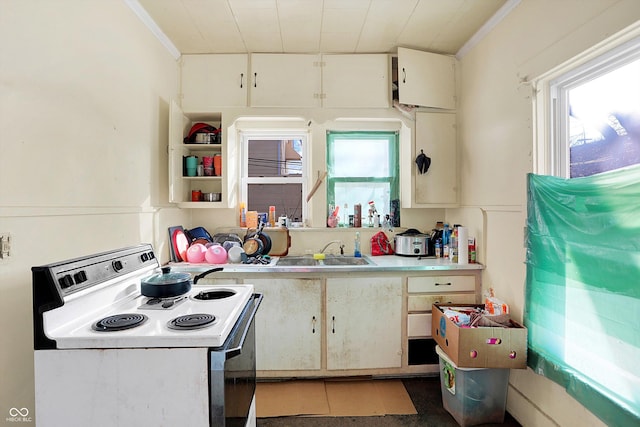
[534,31,640,177]
[240,129,308,222]
[529,23,640,427]
[326,130,400,226]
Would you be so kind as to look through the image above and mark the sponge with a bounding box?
[312,253,326,260]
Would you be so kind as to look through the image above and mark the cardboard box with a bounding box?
[431,304,527,369]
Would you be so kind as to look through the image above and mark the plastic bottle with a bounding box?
[469,238,476,263]
[442,223,450,259]
[354,232,361,257]
[450,225,458,262]
[239,202,247,227]
[342,203,348,227]
[268,205,276,227]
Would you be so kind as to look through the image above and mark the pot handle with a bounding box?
[193,267,223,284]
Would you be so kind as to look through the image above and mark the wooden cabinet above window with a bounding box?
[322,54,390,108]
[249,53,322,108]
[180,53,391,110]
[396,47,456,109]
[181,54,248,110]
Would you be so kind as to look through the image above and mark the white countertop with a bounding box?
[170,255,484,274]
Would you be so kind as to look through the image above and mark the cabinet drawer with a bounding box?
[408,313,431,338]
[407,275,475,293]
[408,293,476,312]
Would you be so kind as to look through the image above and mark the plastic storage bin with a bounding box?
[436,345,510,426]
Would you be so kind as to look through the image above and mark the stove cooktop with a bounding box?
[44,285,253,349]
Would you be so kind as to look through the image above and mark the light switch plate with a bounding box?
[0,233,11,259]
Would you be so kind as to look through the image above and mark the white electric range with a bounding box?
[32,244,261,427]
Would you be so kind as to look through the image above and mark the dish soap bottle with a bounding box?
[354,232,361,257]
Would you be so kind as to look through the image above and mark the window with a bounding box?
[530,31,640,427]
[241,131,306,223]
[326,131,399,227]
[549,37,640,177]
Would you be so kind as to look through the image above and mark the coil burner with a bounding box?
[92,313,148,332]
[167,313,217,330]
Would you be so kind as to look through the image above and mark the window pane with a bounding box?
[330,139,391,177]
[334,182,390,224]
[247,183,302,222]
[248,139,302,177]
[568,58,640,177]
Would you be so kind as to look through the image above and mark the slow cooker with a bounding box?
[394,228,430,257]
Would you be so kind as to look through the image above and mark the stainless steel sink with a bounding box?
[274,256,319,266]
[274,255,370,267]
[322,256,370,266]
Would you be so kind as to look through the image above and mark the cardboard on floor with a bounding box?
[256,379,417,418]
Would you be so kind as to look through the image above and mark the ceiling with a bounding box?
[135,0,509,57]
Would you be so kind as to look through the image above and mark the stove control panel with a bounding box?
[41,244,159,297]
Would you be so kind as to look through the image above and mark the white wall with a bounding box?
[457,0,640,425]
[0,0,186,420]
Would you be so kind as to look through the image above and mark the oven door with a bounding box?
[210,293,262,427]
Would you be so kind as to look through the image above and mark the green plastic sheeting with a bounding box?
[526,166,640,427]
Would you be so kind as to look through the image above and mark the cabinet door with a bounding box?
[181,54,248,109]
[249,54,321,107]
[414,111,458,206]
[322,54,389,108]
[253,279,321,371]
[326,277,402,370]
[397,47,455,109]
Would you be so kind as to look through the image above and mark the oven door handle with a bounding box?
[226,293,263,360]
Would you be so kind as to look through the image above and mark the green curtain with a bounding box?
[526,166,640,427]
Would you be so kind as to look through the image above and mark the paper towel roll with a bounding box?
[457,226,469,264]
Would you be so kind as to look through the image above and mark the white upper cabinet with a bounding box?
[321,54,390,108]
[412,111,458,206]
[249,53,321,107]
[181,54,248,110]
[397,47,456,109]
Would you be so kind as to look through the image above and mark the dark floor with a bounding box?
[257,377,522,427]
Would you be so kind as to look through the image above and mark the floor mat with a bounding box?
[256,379,417,418]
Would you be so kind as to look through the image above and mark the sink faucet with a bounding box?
[319,240,344,255]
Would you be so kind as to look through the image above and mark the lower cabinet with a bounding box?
[252,278,321,371]
[406,274,478,367]
[326,277,403,370]
[249,272,479,375]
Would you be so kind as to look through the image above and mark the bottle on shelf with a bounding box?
[239,202,247,227]
[442,223,450,259]
[450,225,458,262]
[268,205,276,227]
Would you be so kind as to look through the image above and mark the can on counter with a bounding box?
[353,203,362,227]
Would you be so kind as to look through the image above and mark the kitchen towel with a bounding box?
[457,226,469,264]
